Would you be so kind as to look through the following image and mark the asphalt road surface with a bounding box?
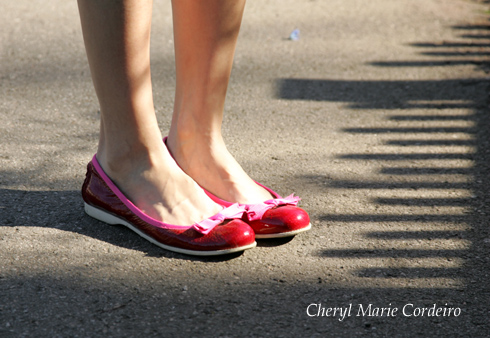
[1,0,490,336]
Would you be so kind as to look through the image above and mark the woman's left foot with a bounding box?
[166,134,273,204]
[165,134,311,238]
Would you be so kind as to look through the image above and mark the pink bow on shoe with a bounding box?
[244,194,300,222]
[193,203,247,235]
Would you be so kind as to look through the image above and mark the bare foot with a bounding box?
[166,134,274,204]
[97,143,223,226]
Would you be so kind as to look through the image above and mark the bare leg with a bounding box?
[167,0,273,204]
[77,0,221,225]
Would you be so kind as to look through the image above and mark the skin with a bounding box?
[167,0,272,206]
[77,0,271,226]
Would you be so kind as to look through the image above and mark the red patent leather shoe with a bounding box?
[81,155,256,256]
[162,137,310,238]
[204,183,311,239]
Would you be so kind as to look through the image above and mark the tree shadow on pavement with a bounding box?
[0,187,243,262]
[274,18,490,336]
[2,10,490,338]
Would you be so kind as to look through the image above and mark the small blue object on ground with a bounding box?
[289,29,300,41]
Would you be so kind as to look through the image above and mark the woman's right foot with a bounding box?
[82,154,256,256]
[96,142,223,226]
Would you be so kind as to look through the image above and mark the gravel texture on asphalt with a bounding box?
[1,0,490,337]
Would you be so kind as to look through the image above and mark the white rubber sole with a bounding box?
[254,223,312,239]
[84,202,257,256]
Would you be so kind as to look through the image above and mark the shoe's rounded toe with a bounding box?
[182,219,256,254]
[212,219,256,250]
[249,205,311,238]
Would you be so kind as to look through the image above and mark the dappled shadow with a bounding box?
[275,13,490,335]
[369,21,490,72]
[373,197,472,206]
[3,4,490,338]
[0,187,244,262]
[276,78,483,109]
[364,230,465,240]
[385,139,475,146]
[355,267,463,279]
[379,167,472,175]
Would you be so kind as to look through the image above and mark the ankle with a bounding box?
[169,125,225,151]
[97,142,162,180]
[168,132,227,172]
[170,107,224,142]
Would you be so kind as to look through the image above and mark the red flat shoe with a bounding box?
[81,155,256,256]
[162,137,310,238]
[203,184,311,239]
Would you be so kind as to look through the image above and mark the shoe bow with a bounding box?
[244,194,300,222]
[193,203,247,235]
